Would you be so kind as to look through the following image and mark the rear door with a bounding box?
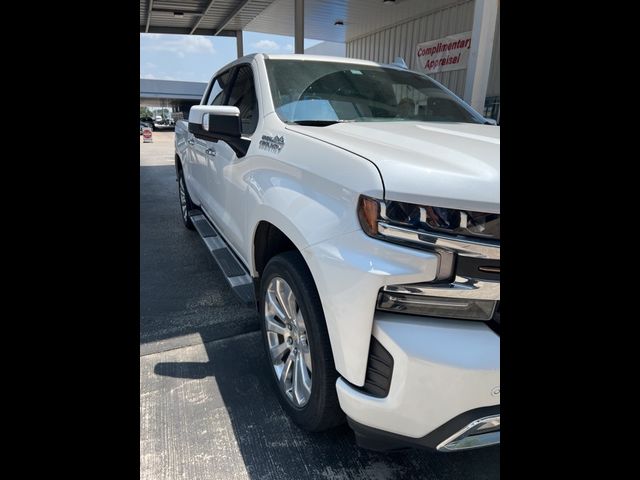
[189,69,233,210]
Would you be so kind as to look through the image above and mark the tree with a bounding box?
[140,106,153,119]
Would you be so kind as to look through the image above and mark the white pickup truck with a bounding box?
[174,54,499,452]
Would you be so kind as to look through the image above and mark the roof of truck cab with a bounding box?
[222,53,384,68]
[208,53,404,82]
[261,54,383,67]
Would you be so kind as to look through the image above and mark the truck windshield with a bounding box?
[264,59,484,125]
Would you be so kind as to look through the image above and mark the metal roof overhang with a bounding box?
[140,0,461,43]
[140,0,276,36]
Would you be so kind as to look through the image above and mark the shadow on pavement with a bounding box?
[152,332,499,480]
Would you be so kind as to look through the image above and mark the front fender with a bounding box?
[243,132,390,385]
[243,145,384,270]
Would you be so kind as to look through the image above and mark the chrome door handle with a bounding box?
[187,139,195,145]
[205,149,217,156]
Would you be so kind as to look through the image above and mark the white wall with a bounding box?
[305,41,346,57]
[346,0,499,101]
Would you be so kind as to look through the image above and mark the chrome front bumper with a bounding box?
[377,223,500,321]
[383,276,499,301]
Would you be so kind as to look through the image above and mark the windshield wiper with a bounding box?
[290,119,355,127]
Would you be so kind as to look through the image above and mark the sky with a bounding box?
[140,31,322,83]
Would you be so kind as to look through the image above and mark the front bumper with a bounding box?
[302,227,499,386]
[347,408,500,452]
[336,311,500,448]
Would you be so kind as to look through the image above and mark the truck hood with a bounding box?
[286,121,500,213]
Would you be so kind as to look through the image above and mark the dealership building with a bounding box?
[140,0,500,121]
[140,79,207,120]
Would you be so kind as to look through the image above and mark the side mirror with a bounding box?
[484,117,497,126]
[189,105,241,138]
[188,105,250,157]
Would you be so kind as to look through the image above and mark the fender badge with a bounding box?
[259,134,285,153]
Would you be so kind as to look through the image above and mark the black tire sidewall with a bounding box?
[177,168,195,230]
[259,252,342,431]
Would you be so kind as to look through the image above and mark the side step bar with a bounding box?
[188,209,256,307]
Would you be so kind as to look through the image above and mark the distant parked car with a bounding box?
[153,117,175,130]
[141,116,155,131]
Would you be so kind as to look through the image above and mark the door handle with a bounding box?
[205,148,217,157]
[187,139,195,145]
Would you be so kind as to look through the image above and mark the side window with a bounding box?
[226,65,258,135]
[206,70,232,106]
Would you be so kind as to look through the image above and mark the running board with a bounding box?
[188,209,256,307]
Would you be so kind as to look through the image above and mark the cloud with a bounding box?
[284,44,293,52]
[252,39,280,52]
[142,35,216,55]
[144,62,157,69]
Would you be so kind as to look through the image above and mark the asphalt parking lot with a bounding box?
[140,131,500,479]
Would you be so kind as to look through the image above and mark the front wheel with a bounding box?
[260,251,344,432]
[177,168,195,230]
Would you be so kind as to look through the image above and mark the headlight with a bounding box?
[357,195,500,241]
[358,196,500,321]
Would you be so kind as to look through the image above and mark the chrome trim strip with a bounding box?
[378,222,500,260]
[435,237,500,260]
[383,276,500,301]
[391,297,471,308]
[203,236,224,251]
[437,415,500,452]
[228,274,253,287]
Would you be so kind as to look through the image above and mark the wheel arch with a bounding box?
[253,221,299,279]
[248,206,312,277]
[252,217,355,383]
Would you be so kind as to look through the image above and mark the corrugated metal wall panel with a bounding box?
[346,0,478,98]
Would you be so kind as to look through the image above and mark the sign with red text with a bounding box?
[415,32,472,74]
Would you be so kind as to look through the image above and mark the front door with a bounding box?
[192,68,233,224]
[203,64,259,261]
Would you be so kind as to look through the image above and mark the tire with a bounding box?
[177,167,195,230]
[260,251,344,432]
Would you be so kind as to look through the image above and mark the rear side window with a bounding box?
[226,65,258,135]
[206,70,232,106]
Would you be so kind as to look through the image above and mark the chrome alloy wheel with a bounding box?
[264,276,313,407]
[178,176,188,222]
